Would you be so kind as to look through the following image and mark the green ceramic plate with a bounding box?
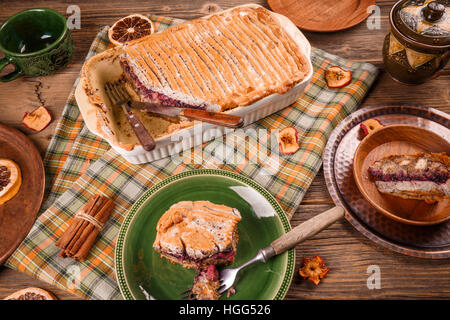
[115,169,294,300]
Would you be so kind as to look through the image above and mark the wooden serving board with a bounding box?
[323,104,450,259]
[0,123,45,265]
[268,0,375,32]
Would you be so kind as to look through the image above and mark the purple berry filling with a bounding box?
[195,265,219,282]
[368,168,448,184]
[163,249,236,265]
[121,60,207,110]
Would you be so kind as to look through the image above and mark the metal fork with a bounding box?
[217,206,344,295]
[105,80,156,151]
[180,206,344,299]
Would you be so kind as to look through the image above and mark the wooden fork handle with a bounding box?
[182,109,244,128]
[270,206,345,255]
[124,109,156,151]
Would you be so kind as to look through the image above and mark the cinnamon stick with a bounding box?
[55,195,99,248]
[56,194,115,261]
[73,199,115,261]
[65,196,107,254]
[57,195,102,257]
[69,198,114,257]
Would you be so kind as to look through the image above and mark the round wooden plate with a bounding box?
[323,104,450,259]
[353,125,450,226]
[0,123,45,265]
[267,0,376,32]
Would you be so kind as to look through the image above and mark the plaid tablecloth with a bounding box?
[5,15,378,300]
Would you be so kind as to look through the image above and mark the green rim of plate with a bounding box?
[114,169,295,300]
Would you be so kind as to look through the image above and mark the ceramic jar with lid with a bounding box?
[383,0,449,84]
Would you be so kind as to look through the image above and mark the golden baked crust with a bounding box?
[153,201,241,269]
[121,7,310,111]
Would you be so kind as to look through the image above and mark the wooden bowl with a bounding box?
[353,124,450,226]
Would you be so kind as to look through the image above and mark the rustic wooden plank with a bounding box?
[287,204,450,299]
[0,0,449,300]
[0,267,79,300]
[301,170,334,205]
[0,73,79,155]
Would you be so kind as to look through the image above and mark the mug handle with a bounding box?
[0,56,23,82]
[432,51,450,79]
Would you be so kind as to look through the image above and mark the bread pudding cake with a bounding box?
[369,152,450,202]
[153,200,241,269]
[121,6,310,112]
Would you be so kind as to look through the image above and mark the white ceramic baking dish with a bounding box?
[75,4,313,164]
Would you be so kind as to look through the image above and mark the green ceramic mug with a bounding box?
[0,8,74,82]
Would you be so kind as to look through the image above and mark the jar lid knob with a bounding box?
[422,1,445,22]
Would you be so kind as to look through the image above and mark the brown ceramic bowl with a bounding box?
[353,124,450,226]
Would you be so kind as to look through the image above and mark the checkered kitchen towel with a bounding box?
[6,15,378,299]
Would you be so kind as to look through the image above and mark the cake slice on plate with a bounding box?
[153,200,241,269]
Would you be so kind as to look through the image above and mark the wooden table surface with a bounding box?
[0,0,449,300]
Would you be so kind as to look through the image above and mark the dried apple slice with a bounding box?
[0,159,22,205]
[22,106,52,132]
[278,127,300,155]
[360,118,384,137]
[325,66,352,88]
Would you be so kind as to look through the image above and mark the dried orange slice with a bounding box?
[4,287,57,300]
[108,14,154,46]
[0,159,21,205]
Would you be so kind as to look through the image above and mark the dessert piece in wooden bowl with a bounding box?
[353,124,450,226]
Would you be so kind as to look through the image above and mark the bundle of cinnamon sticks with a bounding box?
[56,194,115,261]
